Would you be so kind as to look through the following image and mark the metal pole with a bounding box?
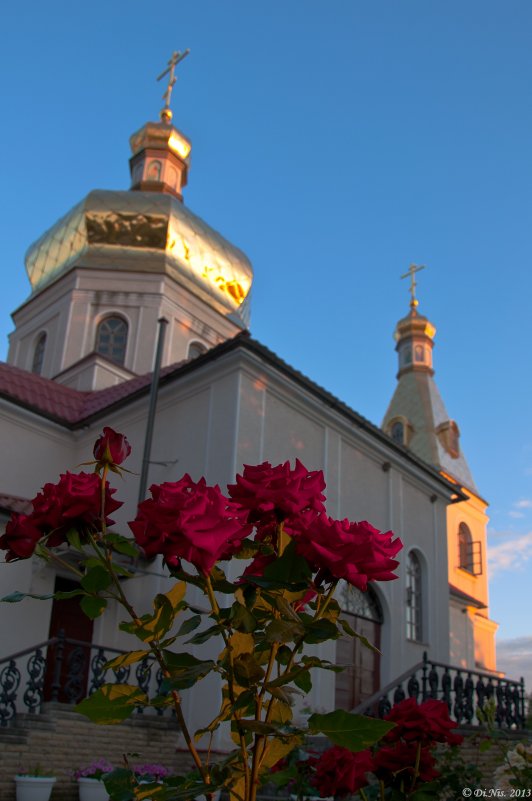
[138,317,169,503]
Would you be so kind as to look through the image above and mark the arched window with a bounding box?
[458,523,474,573]
[415,344,424,362]
[95,316,128,366]
[32,333,47,375]
[187,341,207,360]
[406,551,422,642]
[391,421,405,445]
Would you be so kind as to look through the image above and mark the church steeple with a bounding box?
[382,266,477,492]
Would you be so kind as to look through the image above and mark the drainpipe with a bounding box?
[138,317,168,503]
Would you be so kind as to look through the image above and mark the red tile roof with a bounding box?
[0,359,184,426]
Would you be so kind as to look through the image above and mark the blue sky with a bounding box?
[1,2,531,684]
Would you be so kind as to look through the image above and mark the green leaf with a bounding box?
[479,738,493,752]
[176,615,202,637]
[409,783,442,801]
[233,538,264,559]
[1,591,53,603]
[230,602,258,633]
[65,527,83,550]
[81,566,112,593]
[237,719,279,734]
[274,595,304,622]
[76,684,148,724]
[231,688,256,713]
[80,595,107,619]
[53,589,86,600]
[103,768,134,801]
[233,653,266,687]
[308,710,395,751]
[268,685,302,705]
[338,617,381,653]
[186,623,224,645]
[302,618,339,644]
[120,582,186,642]
[159,652,215,691]
[105,650,150,670]
[105,533,139,558]
[265,619,305,644]
[210,565,237,593]
[263,540,311,587]
[293,670,312,693]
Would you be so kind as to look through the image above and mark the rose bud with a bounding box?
[93,427,131,468]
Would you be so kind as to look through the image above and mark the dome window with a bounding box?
[96,316,128,366]
[436,420,460,459]
[388,416,412,447]
[187,341,208,360]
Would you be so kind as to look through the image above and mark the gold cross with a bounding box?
[156,49,190,122]
[400,263,426,310]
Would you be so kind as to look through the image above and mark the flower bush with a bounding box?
[74,759,114,780]
[1,428,464,801]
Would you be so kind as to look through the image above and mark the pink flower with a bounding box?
[313,746,374,797]
[383,697,463,746]
[227,460,326,533]
[93,427,131,468]
[129,475,251,575]
[293,515,402,590]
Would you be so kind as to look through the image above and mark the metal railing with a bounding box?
[0,630,166,727]
[353,651,527,730]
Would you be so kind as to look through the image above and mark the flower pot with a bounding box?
[15,776,56,801]
[78,778,109,801]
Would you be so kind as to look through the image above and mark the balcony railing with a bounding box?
[0,630,166,727]
[353,651,527,730]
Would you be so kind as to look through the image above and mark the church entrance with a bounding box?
[335,584,382,710]
[44,576,94,702]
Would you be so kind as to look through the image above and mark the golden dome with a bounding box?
[25,189,253,326]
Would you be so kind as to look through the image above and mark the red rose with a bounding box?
[129,475,251,575]
[0,473,122,558]
[32,472,122,546]
[384,697,463,746]
[293,515,402,590]
[373,741,439,784]
[313,746,374,797]
[227,460,326,533]
[93,427,131,468]
[0,514,43,561]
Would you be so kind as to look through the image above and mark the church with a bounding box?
[0,57,501,743]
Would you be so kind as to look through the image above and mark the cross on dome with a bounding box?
[156,49,190,123]
[400,263,426,311]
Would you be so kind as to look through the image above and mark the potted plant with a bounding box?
[15,767,56,801]
[74,759,113,801]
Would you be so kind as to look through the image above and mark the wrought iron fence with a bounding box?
[0,630,166,727]
[354,651,527,730]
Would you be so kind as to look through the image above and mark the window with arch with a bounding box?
[187,341,208,360]
[458,522,482,575]
[95,316,128,366]
[32,333,47,375]
[391,420,405,445]
[406,551,422,642]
